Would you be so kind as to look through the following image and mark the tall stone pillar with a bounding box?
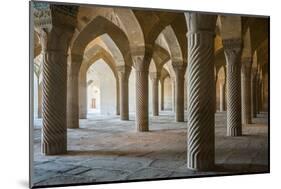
[116,80,120,115]
[223,38,243,136]
[241,58,252,124]
[150,72,160,116]
[117,65,131,120]
[173,63,185,122]
[171,77,176,112]
[251,69,257,118]
[219,83,225,112]
[185,13,217,170]
[160,79,165,111]
[134,55,150,132]
[79,72,87,119]
[33,3,78,154]
[38,83,43,118]
[67,55,83,128]
[256,76,261,114]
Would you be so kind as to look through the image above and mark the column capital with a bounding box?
[132,55,150,72]
[116,65,131,73]
[185,12,217,34]
[222,38,243,57]
[33,2,78,31]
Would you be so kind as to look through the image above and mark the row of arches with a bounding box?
[32,3,269,171]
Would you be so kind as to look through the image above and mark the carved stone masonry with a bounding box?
[186,13,217,171]
[117,65,131,120]
[251,68,258,118]
[67,55,83,129]
[223,38,243,136]
[241,57,253,124]
[172,63,186,122]
[150,72,160,116]
[133,55,150,131]
[33,2,78,155]
[79,71,87,119]
[160,79,165,111]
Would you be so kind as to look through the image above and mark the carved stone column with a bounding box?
[116,80,120,115]
[251,68,257,118]
[173,63,185,122]
[241,57,252,124]
[223,38,243,136]
[160,79,165,111]
[67,55,83,129]
[79,72,87,119]
[150,72,160,116]
[38,83,43,118]
[185,13,217,170]
[219,83,225,112]
[256,76,261,114]
[117,65,131,120]
[171,77,176,112]
[133,55,150,132]
[33,3,78,155]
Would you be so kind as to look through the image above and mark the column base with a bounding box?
[42,142,67,155]
[136,123,149,132]
[121,115,129,120]
[227,127,242,136]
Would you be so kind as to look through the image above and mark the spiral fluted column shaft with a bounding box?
[41,51,69,155]
[241,58,252,124]
[79,73,87,119]
[160,79,164,111]
[118,67,130,120]
[173,65,185,122]
[34,4,78,155]
[223,39,242,136]
[38,83,43,118]
[186,13,217,171]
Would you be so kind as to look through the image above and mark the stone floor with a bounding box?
[31,111,269,187]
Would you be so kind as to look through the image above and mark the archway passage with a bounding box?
[31,3,269,187]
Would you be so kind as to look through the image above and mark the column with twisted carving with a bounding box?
[173,63,185,122]
[185,13,217,170]
[67,55,83,128]
[38,83,43,118]
[160,79,165,111]
[251,69,257,118]
[33,3,78,154]
[241,58,252,124]
[150,72,160,116]
[134,55,150,131]
[223,38,243,136]
[117,65,131,120]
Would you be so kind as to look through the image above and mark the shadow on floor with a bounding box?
[214,163,269,173]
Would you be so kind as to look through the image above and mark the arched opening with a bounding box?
[85,59,117,116]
